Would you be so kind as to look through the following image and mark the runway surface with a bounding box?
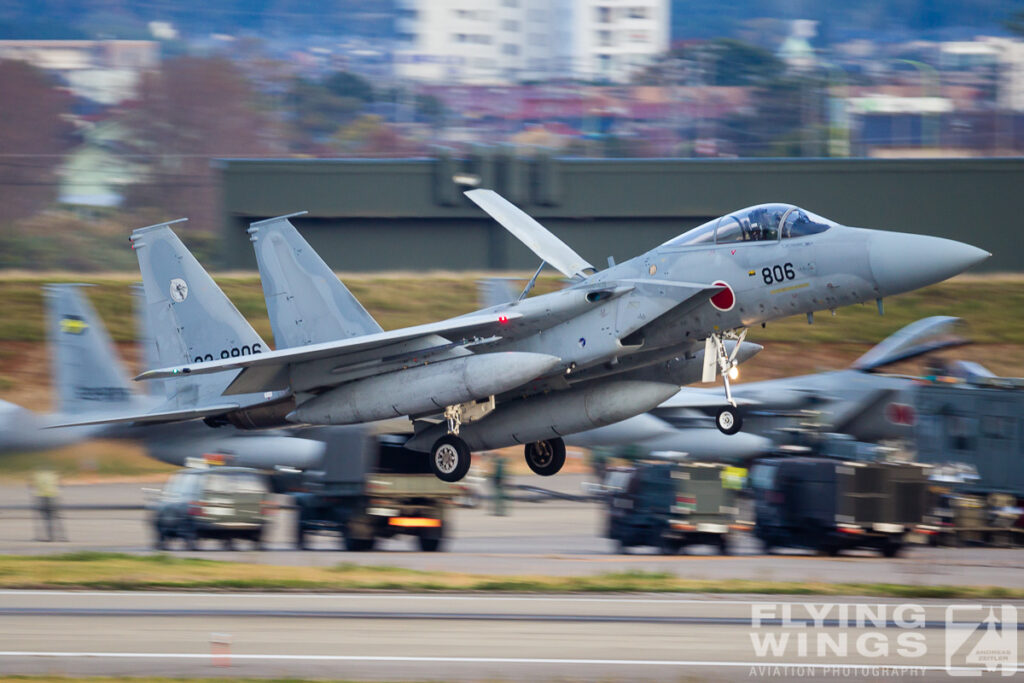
[2,477,1024,588]
[1,591,1021,681]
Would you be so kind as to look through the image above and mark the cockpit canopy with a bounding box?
[666,204,836,248]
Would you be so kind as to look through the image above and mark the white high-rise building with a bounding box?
[394,0,668,84]
[569,0,670,83]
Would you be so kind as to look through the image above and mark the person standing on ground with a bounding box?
[491,453,508,517]
[31,469,66,542]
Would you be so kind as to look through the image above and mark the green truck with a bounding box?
[605,461,747,554]
[290,427,460,551]
[750,455,932,556]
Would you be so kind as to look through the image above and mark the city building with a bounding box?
[394,0,668,84]
[0,40,159,104]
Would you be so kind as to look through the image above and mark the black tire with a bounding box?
[182,526,199,551]
[524,438,566,477]
[717,536,730,556]
[344,536,376,552]
[659,538,680,555]
[429,435,472,482]
[715,406,742,435]
[221,537,235,551]
[418,536,442,552]
[881,541,902,558]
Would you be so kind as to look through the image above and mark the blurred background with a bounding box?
[0,0,1023,271]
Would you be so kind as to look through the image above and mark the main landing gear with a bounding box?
[524,437,566,477]
[706,329,747,435]
[429,405,472,482]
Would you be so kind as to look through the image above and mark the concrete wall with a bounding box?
[219,156,1021,272]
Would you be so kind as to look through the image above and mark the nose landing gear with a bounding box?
[704,329,747,435]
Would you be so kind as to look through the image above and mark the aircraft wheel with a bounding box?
[524,437,566,476]
[715,406,742,435]
[430,435,472,482]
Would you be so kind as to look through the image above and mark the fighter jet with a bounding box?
[0,284,143,454]
[116,194,985,483]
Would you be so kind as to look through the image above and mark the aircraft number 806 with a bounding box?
[762,263,796,286]
[193,343,262,364]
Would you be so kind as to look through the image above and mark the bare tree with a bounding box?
[0,60,71,223]
[124,56,277,233]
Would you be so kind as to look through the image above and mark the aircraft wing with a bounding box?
[136,311,525,393]
[44,403,243,429]
[465,189,595,279]
[654,387,760,411]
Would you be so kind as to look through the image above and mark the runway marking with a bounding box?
[0,607,989,628]
[1,590,1018,607]
[0,651,1016,672]
[5,590,1016,606]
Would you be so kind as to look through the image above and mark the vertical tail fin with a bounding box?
[248,213,382,349]
[45,284,134,415]
[130,219,268,366]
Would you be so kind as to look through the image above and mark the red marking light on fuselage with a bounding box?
[498,315,509,325]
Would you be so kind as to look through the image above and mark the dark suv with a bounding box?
[150,467,271,550]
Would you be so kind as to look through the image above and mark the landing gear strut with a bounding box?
[429,405,472,482]
[705,329,747,435]
[524,437,566,476]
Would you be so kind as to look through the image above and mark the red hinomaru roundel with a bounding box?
[710,280,735,312]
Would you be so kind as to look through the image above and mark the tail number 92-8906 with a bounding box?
[193,343,262,364]
[762,263,795,286]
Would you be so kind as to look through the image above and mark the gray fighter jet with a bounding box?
[0,284,143,453]
[75,194,988,482]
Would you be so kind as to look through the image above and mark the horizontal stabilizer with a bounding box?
[45,403,241,429]
[136,311,524,383]
[465,189,595,280]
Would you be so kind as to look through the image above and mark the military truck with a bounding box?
[289,427,459,551]
[605,461,746,554]
[913,374,1024,545]
[749,455,931,557]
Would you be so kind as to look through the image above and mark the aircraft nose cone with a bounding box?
[869,232,989,297]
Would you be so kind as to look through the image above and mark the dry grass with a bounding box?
[0,553,1017,599]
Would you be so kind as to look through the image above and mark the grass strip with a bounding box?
[0,552,1018,600]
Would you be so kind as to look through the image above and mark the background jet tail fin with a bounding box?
[45,284,135,415]
[849,316,969,372]
[477,278,520,309]
[129,219,268,368]
[248,212,382,349]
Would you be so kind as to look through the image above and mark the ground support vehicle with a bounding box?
[749,455,931,557]
[149,466,271,550]
[291,427,458,552]
[605,462,746,554]
[914,376,1024,545]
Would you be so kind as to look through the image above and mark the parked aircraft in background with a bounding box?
[569,316,971,463]
[5,283,324,470]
